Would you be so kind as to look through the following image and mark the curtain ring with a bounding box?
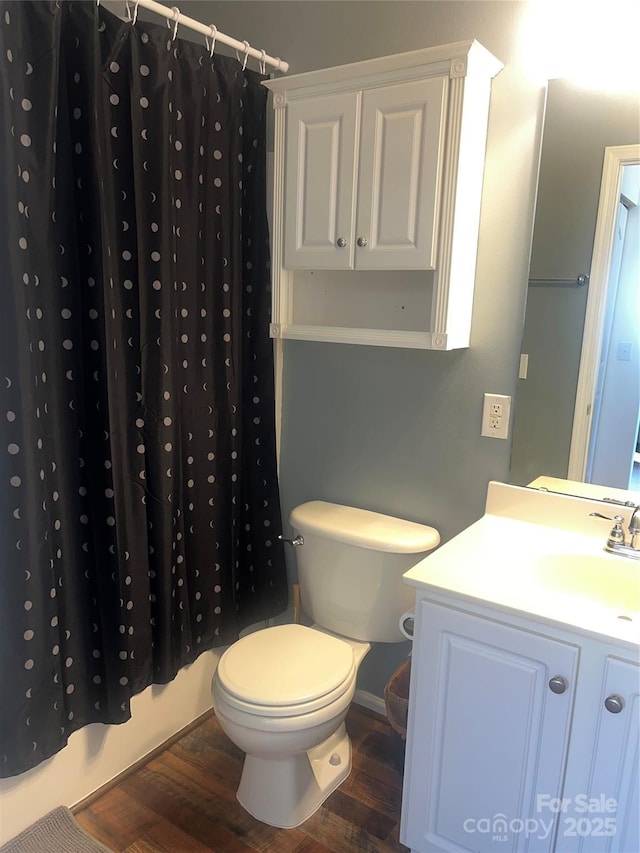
[166,6,180,41]
[274,57,282,72]
[206,24,217,59]
[259,49,266,75]
[125,0,138,23]
[241,40,250,71]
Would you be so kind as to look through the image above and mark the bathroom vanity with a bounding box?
[400,482,640,853]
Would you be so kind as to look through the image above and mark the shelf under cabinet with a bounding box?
[269,269,446,349]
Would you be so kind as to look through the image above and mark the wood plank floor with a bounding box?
[75,705,410,853]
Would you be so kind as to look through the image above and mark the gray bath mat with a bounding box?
[0,806,113,853]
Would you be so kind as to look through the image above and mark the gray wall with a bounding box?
[161,1,545,697]
[510,80,640,486]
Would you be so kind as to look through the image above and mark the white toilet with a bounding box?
[212,500,439,828]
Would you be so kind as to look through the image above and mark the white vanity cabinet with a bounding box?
[264,41,503,350]
[401,593,640,853]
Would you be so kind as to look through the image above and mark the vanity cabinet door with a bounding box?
[354,77,447,270]
[401,599,578,853]
[558,656,639,853]
[283,91,359,270]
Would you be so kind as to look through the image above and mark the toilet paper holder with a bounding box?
[399,611,415,640]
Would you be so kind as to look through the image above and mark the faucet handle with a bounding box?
[590,512,626,545]
[607,516,626,547]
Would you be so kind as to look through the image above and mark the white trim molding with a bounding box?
[353,688,387,717]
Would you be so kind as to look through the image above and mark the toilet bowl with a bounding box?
[211,501,440,828]
[212,623,370,828]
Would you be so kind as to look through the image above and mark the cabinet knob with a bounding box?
[548,676,568,695]
[336,237,348,248]
[604,694,624,714]
[356,236,368,248]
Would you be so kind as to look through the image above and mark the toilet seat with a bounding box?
[215,624,356,717]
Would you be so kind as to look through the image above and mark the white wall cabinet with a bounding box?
[283,77,446,271]
[264,41,503,350]
[401,594,640,853]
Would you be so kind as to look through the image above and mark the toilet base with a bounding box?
[237,723,352,828]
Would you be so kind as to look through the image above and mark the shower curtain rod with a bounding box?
[115,0,289,72]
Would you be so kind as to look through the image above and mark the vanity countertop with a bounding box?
[403,481,640,649]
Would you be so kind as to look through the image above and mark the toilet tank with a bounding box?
[289,501,440,643]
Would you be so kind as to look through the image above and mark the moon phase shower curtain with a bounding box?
[0,0,287,777]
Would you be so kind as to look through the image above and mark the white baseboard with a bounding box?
[353,688,387,717]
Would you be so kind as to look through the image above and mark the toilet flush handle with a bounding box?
[278,534,304,547]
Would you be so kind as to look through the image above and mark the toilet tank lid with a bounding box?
[289,501,440,554]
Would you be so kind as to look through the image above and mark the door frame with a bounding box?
[567,144,640,481]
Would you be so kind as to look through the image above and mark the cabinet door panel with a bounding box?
[402,601,578,853]
[355,78,446,270]
[284,92,358,269]
[567,657,639,853]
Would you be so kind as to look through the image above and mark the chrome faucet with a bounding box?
[591,506,640,560]
[630,505,640,551]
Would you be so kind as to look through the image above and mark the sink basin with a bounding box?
[528,553,640,615]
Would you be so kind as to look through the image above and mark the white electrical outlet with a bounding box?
[481,393,511,439]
